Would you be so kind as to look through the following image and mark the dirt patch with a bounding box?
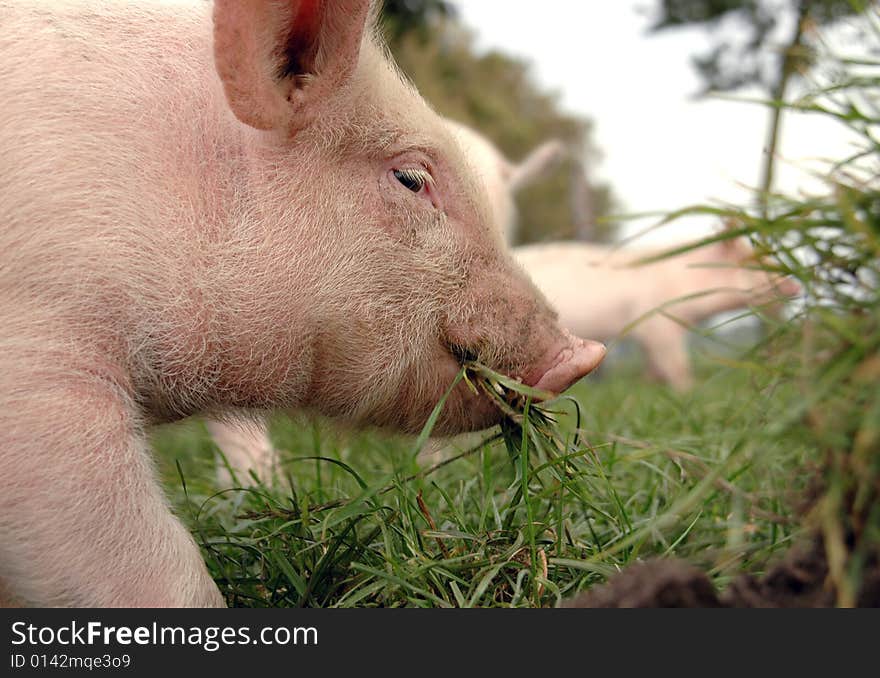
[560,559,723,608]
[561,536,880,608]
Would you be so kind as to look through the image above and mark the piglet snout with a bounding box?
[525,331,606,396]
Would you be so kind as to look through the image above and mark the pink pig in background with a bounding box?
[443,119,567,245]
[0,1,606,607]
[515,239,801,390]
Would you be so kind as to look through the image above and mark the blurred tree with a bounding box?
[650,0,870,214]
[379,7,616,243]
[381,0,456,42]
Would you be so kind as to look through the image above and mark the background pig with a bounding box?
[515,239,801,390]
[444,119,567,244]
[208,417,278,487]
[426,121,801,390]
[0,0,605,607]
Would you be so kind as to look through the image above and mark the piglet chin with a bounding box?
[526,332,606,396]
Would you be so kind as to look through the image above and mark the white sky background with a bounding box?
[452,1,866,246]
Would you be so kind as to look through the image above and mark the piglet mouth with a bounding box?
[445,332,606,400]
[448,343,480,365]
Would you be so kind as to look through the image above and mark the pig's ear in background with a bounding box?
[508,140,567,193]
[213,0,371,132]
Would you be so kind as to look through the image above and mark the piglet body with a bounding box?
[0,1,604,607]
[515,240,800,389]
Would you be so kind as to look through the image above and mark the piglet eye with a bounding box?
[393,168,430,193]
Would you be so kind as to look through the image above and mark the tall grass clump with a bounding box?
[755,29,879,605]
[649,11,880,605]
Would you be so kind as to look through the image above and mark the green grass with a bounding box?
[150,350,815,607]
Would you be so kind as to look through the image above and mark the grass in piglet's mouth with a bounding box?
[462,360,579,461]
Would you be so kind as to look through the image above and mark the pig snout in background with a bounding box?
[0,1,604,608]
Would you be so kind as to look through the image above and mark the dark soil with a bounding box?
[561,536,880,608]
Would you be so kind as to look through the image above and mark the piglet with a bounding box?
[208,118,571,486]
[0,1,605,607]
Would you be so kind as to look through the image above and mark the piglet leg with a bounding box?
[637,321,694,391]
[207,417,277,487]
[0,369,224,607]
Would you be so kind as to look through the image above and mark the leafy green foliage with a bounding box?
[641,13,880,603]
[153,361,809,607]
[380,0,456,42]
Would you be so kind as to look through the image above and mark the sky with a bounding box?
[452,1,864,245]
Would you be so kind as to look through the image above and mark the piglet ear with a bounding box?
[508,140,567,193]
[213,0,372,132]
